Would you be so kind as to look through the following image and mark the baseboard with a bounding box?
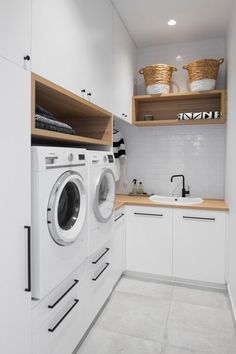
[124,271,226,291]
[227,283,236,329]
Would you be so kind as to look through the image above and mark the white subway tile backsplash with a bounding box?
[115,121,225,199]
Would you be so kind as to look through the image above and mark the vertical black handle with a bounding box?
[24,226,31,292]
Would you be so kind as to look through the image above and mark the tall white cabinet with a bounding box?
[112,10,136,123]
[31,0,87,97]
[0,57,31,354]
[0,0,31,68]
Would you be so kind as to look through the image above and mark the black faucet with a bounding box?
[170,174,190,198]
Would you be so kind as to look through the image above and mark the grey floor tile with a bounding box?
[116,277,174,301]
[173,285,229,310]
[167,301,236,353]
[95,291,170,343]
[77,327,162,354]
[162,345,202,354]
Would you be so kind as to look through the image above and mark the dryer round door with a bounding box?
[47,171,87,246]
[94,168,116,223]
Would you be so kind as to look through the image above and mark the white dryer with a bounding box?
[31,146,88,300]
[88,150,117,255]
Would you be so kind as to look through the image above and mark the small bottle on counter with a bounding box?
[137,182,144,195]
[132,179,138,194]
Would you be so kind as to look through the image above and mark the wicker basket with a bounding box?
[139,64,177,94]
[183,58,224,91]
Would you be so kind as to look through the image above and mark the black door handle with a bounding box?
[92,248,110,264]
[24,226,31,292]
[114,213,124,222]
[183,216,215,221]
[81,89,86,93]
[48,299,79,333]
[92,263,110,281]
[87,92,92,96]
[134,212,163,217]
[48,279,79,309]
[24,55,30,61]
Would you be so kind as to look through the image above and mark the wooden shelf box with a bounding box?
[132,90,227,127]
[31,74,112,145]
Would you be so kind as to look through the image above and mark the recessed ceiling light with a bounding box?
[168,19,176,26]
[176,55,182,61]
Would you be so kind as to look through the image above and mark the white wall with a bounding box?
[115,37,226,198]
[137,37,226,94]
[225,3,236,317]
[115,120,225,198]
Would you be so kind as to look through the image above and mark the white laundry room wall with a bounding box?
[137,37,226,94]
[225,2,236,319]
[115,37,226,199]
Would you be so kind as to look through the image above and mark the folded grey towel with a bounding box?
[35,114,76,135]
[177,111,222,120]
[36,104,56,120]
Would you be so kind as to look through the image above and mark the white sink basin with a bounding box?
[149,195,203,206]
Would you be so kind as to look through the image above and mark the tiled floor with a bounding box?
[77,277,236,354]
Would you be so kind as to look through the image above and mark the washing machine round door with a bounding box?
[94,168,116,223]
[47,171,87,246]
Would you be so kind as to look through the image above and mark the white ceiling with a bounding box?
[111,0,233,48]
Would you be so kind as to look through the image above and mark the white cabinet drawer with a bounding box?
[173,209,226,284]
[87,240,114,326]
[126,206,173,276]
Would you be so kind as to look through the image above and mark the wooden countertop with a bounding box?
[115,195,229,212]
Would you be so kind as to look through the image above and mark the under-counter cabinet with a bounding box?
[173,209,226,284]
[112,10,136,123]
[0,0,31,68]
[126,206,173,276]
[0,57,31,354]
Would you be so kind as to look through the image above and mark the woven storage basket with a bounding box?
[139,64,177,94]
[183,58,224,91]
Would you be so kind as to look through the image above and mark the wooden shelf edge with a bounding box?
[133,89,226,101]
[32,73,112,118]
[32,128,112,145]
[133,119,226,127]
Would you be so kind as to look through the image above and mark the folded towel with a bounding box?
[177,111,222,120]
[36,104,56,120]
[35,114,76,135]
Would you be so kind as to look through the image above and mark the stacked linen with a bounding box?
[35,104,76,135]
[177,111,222,120]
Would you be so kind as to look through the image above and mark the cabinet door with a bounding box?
[32,0,86,97]
[0,0,31,68]
[85,0,113,112]
[173,209,226,284]
[112,10,136,123]
[126,206,173,276]
[112,209,125,284]
[0,58,31,354]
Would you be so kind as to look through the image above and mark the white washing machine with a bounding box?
[88,150,117,255]
[31,146,88,300]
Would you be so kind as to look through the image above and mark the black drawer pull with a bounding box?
[48,299,79,333]
[24,55,30,61]
[183,216,215,221]
[92,263,110,281]
[115,213,124,222]
[24,226,31,292]
[48,279,79,309]
[92,248,110,264]
[134,212,163,217]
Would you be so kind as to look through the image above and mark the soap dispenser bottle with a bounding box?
[132,179,138,194]
[138,182,144,195]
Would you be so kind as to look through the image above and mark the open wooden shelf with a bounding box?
[132,90,227,126]
[31,73,112,145]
